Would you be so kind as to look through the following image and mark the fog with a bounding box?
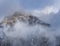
[0,0,60,46]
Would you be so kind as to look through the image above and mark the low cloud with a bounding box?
[31,6,59,16]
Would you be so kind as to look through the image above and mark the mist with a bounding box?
[0,0,60,46]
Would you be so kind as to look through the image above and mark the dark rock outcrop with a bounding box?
[0,11,50,28]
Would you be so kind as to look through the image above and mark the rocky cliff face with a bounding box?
[0,11,50,28]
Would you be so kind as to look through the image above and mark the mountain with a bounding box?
[0,11,50,28]
[0,11,60,46]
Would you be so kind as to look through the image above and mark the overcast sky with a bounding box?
[20,0,55,9]
[0,0,60,14]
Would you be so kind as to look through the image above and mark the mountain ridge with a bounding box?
[0,11,50,28]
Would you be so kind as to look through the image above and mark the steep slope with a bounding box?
[0,11,50,28]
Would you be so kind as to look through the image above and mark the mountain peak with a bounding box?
[0,11,50,28]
